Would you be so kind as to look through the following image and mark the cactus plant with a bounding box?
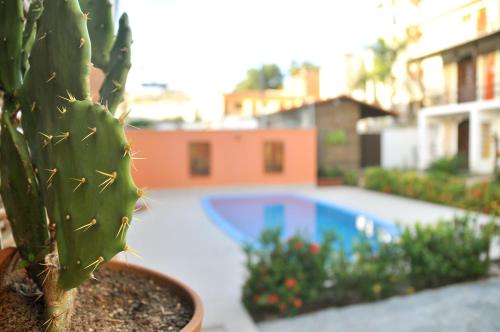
[0,0,136,331]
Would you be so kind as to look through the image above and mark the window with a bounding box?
[477,8,487,34]
[481,123,491,159]
[189,142,210,176]
[484,53,495,100]
[264,141,284,173]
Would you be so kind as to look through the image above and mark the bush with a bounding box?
[401,215,494,290]
[242,229,333,318]
[331,240,407,303]
[364,167,500,215]
[427,155,463,176]
[242,216,495,320]
[318,167,358,186]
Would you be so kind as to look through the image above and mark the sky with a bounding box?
[119,0,387,95]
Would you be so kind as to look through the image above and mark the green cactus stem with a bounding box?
[0,0,24,92]
[21,0,44,74]
[79,0,114,70]
[99,13,132,114]
[0,110,50,288]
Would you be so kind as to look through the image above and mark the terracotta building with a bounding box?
[257,95,396,171]
[224,67,320,117]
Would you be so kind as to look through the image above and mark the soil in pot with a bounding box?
[0,265,193,332]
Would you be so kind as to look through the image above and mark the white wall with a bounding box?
[382,127,419,169]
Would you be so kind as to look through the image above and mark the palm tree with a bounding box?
[357,37,407,106]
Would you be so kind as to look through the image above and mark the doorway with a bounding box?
[457,56,476,103]
[458,119,469,169]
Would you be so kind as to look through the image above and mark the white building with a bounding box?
[411,0,500,174]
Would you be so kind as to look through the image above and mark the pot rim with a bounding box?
[0,248,203,332]
[107,259,203,332]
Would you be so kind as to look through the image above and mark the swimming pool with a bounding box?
[202,194,399,253]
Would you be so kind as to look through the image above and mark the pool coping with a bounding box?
[200,192,400,246]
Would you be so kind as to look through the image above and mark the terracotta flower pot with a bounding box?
[317,177,344,187]
[0,247,203,332]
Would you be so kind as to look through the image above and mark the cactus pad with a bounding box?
[79,0,114,70]
[100,13,132,115]
[20,0,138,289]
[0,111,50,285]
[0,0,24,92]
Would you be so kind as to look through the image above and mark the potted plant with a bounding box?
[0,0,202,331]
[317,167,358,187]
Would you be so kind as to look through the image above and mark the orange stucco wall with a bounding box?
[126,129,316,188]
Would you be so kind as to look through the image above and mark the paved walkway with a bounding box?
[122,185,493,332]
[259,277,500,332]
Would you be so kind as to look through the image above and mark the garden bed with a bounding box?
[363,167,500,215]
[242,215,496,321]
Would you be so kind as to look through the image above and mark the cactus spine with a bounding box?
[0,0,136,331]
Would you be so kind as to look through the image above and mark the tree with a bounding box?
[357,37,407,105]
[235,64,283,91]
[289,61,319,75]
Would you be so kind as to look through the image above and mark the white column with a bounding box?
[469,108,481,173]
[418,111,429,170]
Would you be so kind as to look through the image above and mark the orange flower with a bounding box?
[285,278,297,289]
[279,303,287,312]
[309,243,320,254]
[293,298,303,309]
[267,294,279,305]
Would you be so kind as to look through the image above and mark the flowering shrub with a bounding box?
[242,216,495,320]
[364,167,500,215]
[331,240,407,303]
[400,215,494,290]
[242,230,333,318]
[427,155,464,176]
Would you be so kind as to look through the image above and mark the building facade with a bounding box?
[408,0,500,174]
[258,96,395,171]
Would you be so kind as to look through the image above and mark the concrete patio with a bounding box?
[123,185,495,332]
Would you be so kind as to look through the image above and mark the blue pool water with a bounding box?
[202,194,400,253]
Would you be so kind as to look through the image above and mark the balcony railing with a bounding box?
[422,82,500,107]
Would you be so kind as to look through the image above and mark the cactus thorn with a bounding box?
[46,72,56,83]
[123,143,131,157]
[81,127,97,141]
[69,177,86,192]
[57,106,68,114]
[42,311,66,332]
[79,37,85,48]
[31,101,36,112]
[38,32,47,41]
[65,214,71,220]
[136,188,155,209]
[37,262,56,286]
[84,256,104,275]
[111,80,122,93]
[58,90,77,103]
[54,132,70,145]
[96,170,117,193]
[118,109,131,125]
[116,216,129,240]
[74,218,97,232]
[39,132,53,147]
[124,244,142,259]
[83,12,91,21]
[45,168,57,184]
